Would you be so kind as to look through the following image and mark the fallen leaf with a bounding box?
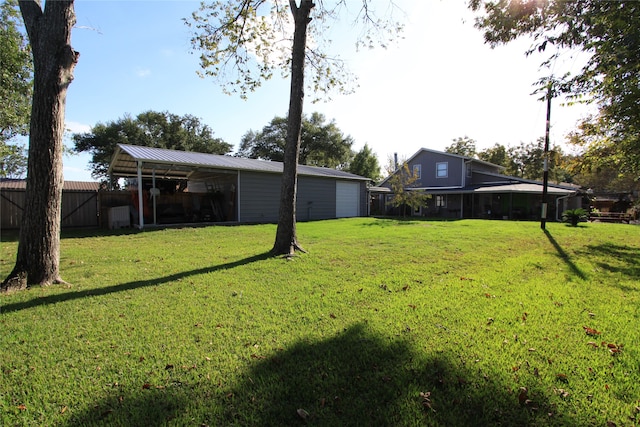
[61,406,67,414]
[518,387,528,405]
[556,373,568,383]
[297,408,309,420]
[17,404,26,411]
[329,313,336,319]
[408,304,416,310]
[142,383,151,389]
[587,342,599,348]
[583,326,601,336]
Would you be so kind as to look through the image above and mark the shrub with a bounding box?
[562,208,588,226]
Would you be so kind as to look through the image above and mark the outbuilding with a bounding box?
[107,144,369,229]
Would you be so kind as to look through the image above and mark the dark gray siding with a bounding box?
[408,151,464,187]
[239,172,281,222]
[297,176,336,221]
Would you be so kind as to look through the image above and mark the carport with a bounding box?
[108,144,369,229]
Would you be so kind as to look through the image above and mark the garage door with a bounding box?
[336,181,360,218]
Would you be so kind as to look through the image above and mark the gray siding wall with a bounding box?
[239,172,281,223]
[407,151,464,187]
[239,172,363,223]
[297,176,336,221]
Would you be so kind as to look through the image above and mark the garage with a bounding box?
[336,181,360,218]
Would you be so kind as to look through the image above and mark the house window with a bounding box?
[436,162,448,178]
[436,195,447,207]
[413,164,421,179]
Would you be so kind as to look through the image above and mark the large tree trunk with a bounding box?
[271,0,313,256]
[1,1,78,292]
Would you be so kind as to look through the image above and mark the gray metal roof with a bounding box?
[108,144,369,181]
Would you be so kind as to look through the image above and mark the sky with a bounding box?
[59,0,594,182]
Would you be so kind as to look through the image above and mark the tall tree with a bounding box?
[445,136,477,158]
[0,142,27,178]
[477,143,509,168]
[0,0,32,143]
[186,1,402,256]
[73,111,233,182]
[469,0,640,179]
[348,143,381,182]
[506,138,569,183]
[237,112,354,169]
[2,0,79,291]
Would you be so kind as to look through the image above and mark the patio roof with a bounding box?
[108,144,369,181]
[472,183,575,195]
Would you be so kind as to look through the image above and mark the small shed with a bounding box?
[0,179,100,230]
[107,144,369,228]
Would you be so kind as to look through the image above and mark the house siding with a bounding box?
[297,176,336,221]
[407,151,464,187]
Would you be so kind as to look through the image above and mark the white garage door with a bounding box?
[336,181,360,218]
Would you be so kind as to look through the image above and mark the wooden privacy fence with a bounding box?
[1,188,99,230]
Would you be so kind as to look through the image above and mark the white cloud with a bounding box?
[135,67,151,78]
[65,121,92,133]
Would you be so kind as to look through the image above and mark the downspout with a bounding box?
[137,161,144,230]
[555,194,571,222]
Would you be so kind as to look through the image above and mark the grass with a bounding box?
[1,218,639,426]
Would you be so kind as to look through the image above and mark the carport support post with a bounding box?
[137,161,144,230]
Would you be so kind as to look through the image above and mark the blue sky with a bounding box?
[61,0,593,181]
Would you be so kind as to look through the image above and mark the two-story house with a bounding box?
[371,148,580,221]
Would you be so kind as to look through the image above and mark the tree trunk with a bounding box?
[271,0,314,256]
[2,1,78,292]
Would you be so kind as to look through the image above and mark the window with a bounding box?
[436,162,448,178]
[436,195,447,207]
[412,164,421,179]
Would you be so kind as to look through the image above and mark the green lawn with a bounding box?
[1,218,639,426]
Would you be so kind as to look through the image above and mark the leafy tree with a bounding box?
[506,138,569,183]
[0,0,32,143]
[73,111,233,182]
[237,112,354,169]
[348,143,381,182]
[385,159,430,218]
[445,136,477,158]
[2,0,79,292]
[0,142,27,178]
[469,0,640,178]
[477,143,509,168]
[186,1,402,256]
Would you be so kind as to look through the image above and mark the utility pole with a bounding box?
[540,82,552,230]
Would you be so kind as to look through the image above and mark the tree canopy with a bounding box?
[73,111,233,182]
[348,143,381,182]
[445,136,477,158]
[237,112,354,169]
[0,0,32,143]
[0,142,27,178]
[469,0,640,178]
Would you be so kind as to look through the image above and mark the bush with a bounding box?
[562,208,588,226]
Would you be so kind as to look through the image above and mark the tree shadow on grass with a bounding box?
[579,243,640,284]
[543,230,587,280]
[65,324,578,426]
[0,252,272,314]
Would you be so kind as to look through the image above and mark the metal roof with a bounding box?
[0,179,100,192]
[108,144,369,181]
